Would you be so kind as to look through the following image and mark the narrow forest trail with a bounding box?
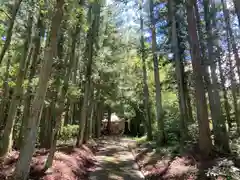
[89,136,145,180]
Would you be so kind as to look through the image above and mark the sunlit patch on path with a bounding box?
[88,136,144,180]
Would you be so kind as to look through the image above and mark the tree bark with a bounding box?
[186,0,212,157]
[76,2,101,146]
[169,0,188,143]
[226,29,240,134]
[14,1,65,179]
[0,0,23,64]
[222,0,240,133]
[44,20,80,169]
[203,0,229,152]
[218,57,231,129]
[0,54,11,130]
[0,12,33,157]
[17,14,44,148]
[140,0,152,141]
[221,0,240,78]
[107,106,111,134]
[233,0,240,27]
[149,0,164,143]
[16,47,34,149]
[194,0,219,141]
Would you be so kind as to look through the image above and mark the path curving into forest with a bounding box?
[88,136,144,180]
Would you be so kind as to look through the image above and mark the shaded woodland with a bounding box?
[0,0,240,179]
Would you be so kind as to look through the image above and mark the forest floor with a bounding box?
[0,144,96,180]
[88,136,144,180]
[131,142,200,180]
[130,138,240,180]
[1,136,240,180]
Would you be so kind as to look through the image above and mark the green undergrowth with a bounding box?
[59,124,79,142]
[132,135,148,145]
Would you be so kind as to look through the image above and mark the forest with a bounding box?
[0,0,240,179]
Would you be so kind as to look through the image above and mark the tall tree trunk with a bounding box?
[140,0,152,141]
[186,0,212,157]
[106,106,111,134]
[222,0,240,78]
[86,82,94,139]
[41,22,66,149]
[44,21,80,169]
[92,102,97,137]
[0,0,23,64]
[205,0,229,152]
[222,0,240,133]
[218,57,231,129]
[174,2,194,123]
[14,1,64,179]
[64,101,70,125]
[149,0,164,143]
[17,14,44,148]
[95,103,102,138]
[226,30,240,134]
[89,102,94,139]
[77,80,91,146]
[16,47,34,149]
[94,89,102,138]
[233,0,240,27]
[0,12,33,157]
[0,54,11,130]
[185,84,194,122]
[39,106,47,147]
[169,0,188,143]
[76,2,101,146]
[194,0,220,141]
[69,50,80,124]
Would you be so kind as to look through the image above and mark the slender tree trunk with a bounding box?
[44,21,80,169]
[0,12,33,157]
[222,0,240,133]
[149,0,164,143]
[87,83,94,139]
[204,0,229,152]
[181,61,193,123]
[185,85,194,122]
[43,105,61,168]
[186,0,212,157]
[218,58,231,129]
[174,3,194,123]
[14,1,64,179]
[222,0,240,78]
[89,101,94,139]
[69,51,80,124]
[76,2,101,146]
[17,15,44,148]
[233,0,240,27]
[92,102,97,137]
[107,107,111,134]
[0,0,23,64]
[64,101,70,125]
[226,30,240,134]
[77,80,91,146]
[44,25,67,145]
[94,89,101,138]
[140,0,152,141]
[39,106,47,147]
[95,102,102,138]
[194,0,219,140]
[16,48,34,149]
[169,0,188,143]
[0,54,11,130]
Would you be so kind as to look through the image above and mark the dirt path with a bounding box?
[89,136,144,180]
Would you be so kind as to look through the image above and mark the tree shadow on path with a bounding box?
[88,136,144,180]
